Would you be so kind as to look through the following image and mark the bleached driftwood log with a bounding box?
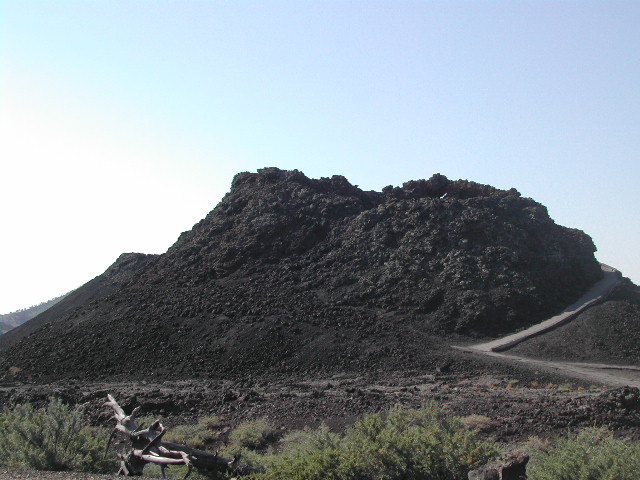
[104,394,236,477]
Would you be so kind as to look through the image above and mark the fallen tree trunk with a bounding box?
[104,394,237,477]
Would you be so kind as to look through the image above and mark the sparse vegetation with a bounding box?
[3,397,640,480]
[220,417,282,472]
[144,462,210,479]
[460,414,493,432]
[164,415,222,450]
[228,417,280,452]
[522,435,552,454]
[0,398,115,473]
[527,427,640,480]
[261,403,499,480]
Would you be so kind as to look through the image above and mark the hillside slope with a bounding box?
[1,168,603,380]
[508,279,640,364]
[0,295,67,335]
[0,253,158,352]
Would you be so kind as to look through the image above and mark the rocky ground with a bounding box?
[2,375,639,479]
[2,346,639,449]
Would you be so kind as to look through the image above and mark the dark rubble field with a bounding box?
[2,345,640,448]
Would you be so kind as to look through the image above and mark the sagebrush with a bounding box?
[0,397,115,473]
[527,427,640,480]
[261,403,499,480]
[164,415,222,450]
[228,418,280,451]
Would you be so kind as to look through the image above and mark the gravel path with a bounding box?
[454,264,640,388]
[456,350,640,388]
[472,264,622,352]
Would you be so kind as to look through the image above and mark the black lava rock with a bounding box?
[1,168,602,380]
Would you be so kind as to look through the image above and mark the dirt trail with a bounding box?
[455,349,640,388]
[455,264,640,387]
[474,264,621,352]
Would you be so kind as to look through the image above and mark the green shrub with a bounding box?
[228,418,280,451]
[218,417,281,475]
[164,415,222,450]
[135,413,166,428]
[528,427,640,480]
[0,397,116,473]
[261,426,343,480]
[263,403,499,480]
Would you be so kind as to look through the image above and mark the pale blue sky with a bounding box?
[1,1,638,313]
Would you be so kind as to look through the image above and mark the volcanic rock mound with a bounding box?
[2,168,602,380]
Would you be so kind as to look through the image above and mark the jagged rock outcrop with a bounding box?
[1,168,602,380]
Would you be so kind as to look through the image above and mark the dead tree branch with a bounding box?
[104,394,235,477]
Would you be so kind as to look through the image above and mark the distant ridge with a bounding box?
[0,294,68,335]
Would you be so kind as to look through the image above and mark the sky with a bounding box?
[0,1,638,314]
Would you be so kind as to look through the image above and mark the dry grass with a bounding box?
[460,414,494,432]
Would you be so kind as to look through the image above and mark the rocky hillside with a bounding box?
[0,295,67,335]
[1,168,603,380]
[0,253,158,352]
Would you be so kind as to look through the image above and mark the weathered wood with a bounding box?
[104,394,235,478]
